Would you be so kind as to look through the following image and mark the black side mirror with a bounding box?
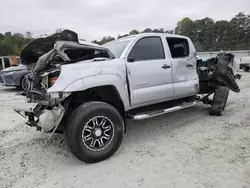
[127,57,135,62]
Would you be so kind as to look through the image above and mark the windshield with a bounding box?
[102,37,134,58]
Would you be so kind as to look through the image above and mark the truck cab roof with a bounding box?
[116,33,190,41]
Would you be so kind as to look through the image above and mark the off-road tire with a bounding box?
[64,101,124,163]
[209,86,229,116]
[244,66,249,72]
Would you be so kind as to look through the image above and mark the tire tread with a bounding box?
[209,86,229,116]
[64,101,124,163]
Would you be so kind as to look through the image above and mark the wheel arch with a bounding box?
[66,85,127,130]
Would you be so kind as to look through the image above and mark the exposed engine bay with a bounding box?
[20,30,113,103]
[16,30,114,132]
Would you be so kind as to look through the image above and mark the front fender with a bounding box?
[49,74,130,110]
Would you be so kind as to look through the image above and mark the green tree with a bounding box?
[175,17,196,44]
[12,44,19,55]
[0,33,4,40]
[213,20,229,50]
[2,36,13,55]
[194,17,215,51]
[0,12,249,56]
[94,36,115,45]
[165,30,174,34]
[142,28,152,33]
[4,32,12,37]
[153,28,165,33]
[175,17,193,35]
[25,31,32,39]
[129,29,140,35]
[228,12,250,50]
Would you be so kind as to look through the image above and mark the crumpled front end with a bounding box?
[14,101,66,133]
[13,69,72,133]
[13,29,113,133]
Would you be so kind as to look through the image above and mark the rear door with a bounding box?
[166,37,198,98]
[126,36,174,107]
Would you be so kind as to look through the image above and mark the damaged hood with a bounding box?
[20,29,112,72]
[20,30,78,65]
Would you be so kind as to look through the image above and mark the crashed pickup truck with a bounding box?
[14,30,241,163]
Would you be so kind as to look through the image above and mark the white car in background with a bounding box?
[239,56,250,72]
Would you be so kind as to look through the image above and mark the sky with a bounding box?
[1,0,250,41]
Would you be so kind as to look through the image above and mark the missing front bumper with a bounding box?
[14,102,65,133]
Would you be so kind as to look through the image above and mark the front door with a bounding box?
[126,36,174,107]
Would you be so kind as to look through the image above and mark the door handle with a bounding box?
[186,64,194,68]
[162,64,171,69]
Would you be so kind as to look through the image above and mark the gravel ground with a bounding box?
[0,71,250,188]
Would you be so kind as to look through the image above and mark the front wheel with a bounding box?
[209,86,229,116]
[64,101,124,163]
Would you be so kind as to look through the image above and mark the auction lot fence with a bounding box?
[197,50,250,60]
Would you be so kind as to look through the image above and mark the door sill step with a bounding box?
[127,101,197,120]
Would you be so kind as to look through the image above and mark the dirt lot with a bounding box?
[0,71,250,188]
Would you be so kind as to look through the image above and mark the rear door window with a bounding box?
[128,37,165,62]
[166,38,189,58]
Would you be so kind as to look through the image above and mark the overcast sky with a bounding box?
[1,0,249,41]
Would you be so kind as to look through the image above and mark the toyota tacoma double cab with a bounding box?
[14,30,241,163]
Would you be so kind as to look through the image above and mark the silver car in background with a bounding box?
[0,64,30,90]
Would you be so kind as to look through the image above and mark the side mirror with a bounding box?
[127,57,135,62]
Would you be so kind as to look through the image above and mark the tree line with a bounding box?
[0,12,249,56]
[0,32,33,56]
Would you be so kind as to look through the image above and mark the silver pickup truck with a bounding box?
[14,30,240,163]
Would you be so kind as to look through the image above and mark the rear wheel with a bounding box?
[64,101,124,163]
[209,86,229,116]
